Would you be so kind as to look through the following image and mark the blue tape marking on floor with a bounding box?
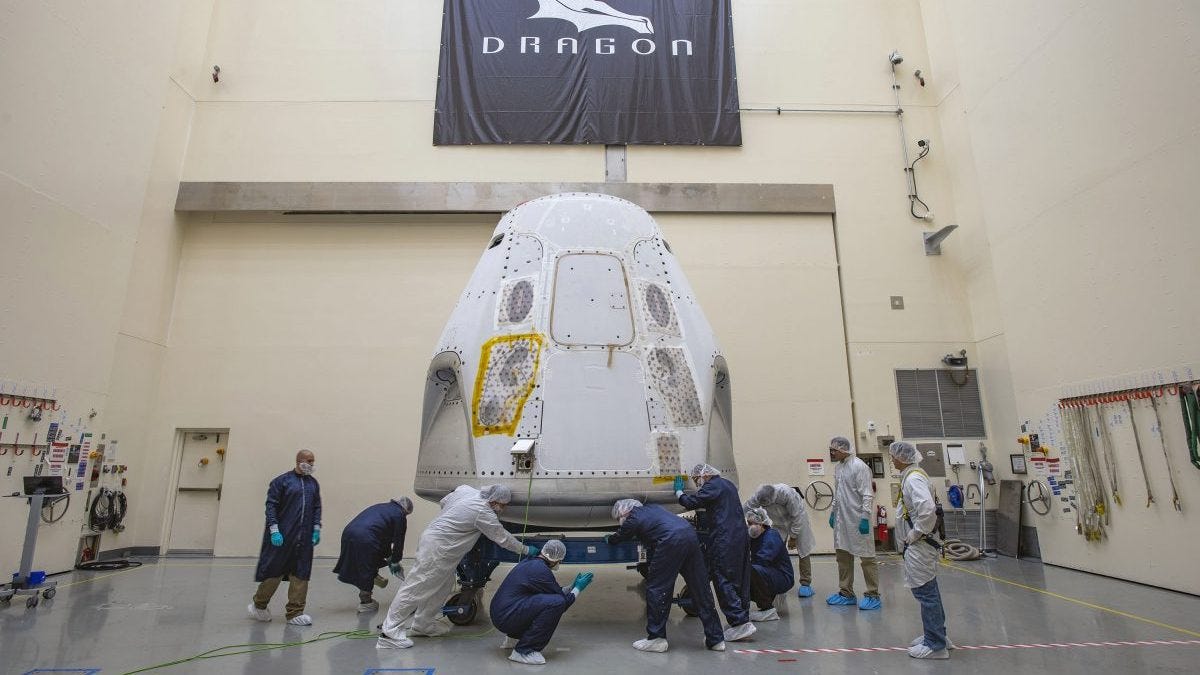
[363,670,435,674]
[22,670,102,675]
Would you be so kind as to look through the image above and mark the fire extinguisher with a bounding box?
[875,505,889,544]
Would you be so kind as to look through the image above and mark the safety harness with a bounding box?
[896,467,943,551]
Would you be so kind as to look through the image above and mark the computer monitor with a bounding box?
[23,475,66,496]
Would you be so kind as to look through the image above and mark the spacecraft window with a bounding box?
[661,238,673,253]
[488,233,505,249]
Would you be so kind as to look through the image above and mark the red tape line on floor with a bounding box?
[735,639,1200,656]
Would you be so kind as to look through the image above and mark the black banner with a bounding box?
[434,1,741,146]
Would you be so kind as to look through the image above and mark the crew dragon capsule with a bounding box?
[413,193,736,527]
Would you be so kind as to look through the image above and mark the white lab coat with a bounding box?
[831,455,875,558]
[894,466,939,589]
[382,486,527,636]
[744,483,816,558]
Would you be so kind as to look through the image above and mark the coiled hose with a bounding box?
[941,538,982,561]
[89,489,129,532]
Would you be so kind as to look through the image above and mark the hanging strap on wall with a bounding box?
[1125,399,1155,508]
[1148,394,1182,513]
[1181,385,1200,471]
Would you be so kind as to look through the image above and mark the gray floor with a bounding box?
[3,554,1198,674]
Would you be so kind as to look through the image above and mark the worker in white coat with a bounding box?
[744,483,817,598]
[889,441,952,659]
[826,436,881,610]
[377,485,538,649]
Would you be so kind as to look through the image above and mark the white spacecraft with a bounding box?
[414,193,736,527]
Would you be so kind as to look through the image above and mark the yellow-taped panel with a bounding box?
[471,333,545,437]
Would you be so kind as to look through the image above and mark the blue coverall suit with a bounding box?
[679,475,751,626]
[333,501,408,598]
[749,526,795,609]
[490,557,576,655]
[253,470,321,619]
[610,504,725,647]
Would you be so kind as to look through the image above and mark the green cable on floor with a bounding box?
[120,629,376,675]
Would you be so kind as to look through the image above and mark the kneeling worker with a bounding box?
[745,507,794,621]
[490,539,594,665]
[333,496,413,613]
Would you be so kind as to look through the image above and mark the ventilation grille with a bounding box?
[895,369,985,439]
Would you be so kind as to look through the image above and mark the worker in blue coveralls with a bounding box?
[745,507,795,622]
[248,449,322,626]
[606,499,726,653]
[676,463,757,643]
[490,539,594,665]
[333,496,413,613]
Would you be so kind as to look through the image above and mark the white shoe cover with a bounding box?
[508,650,547,665]
[286,614,312,626]
[723,622,756,642]
[749,608,779,622]
[357,601,379,614]
[247,603,271,622]
[632,637,669,652]
[500,636,517,649]
[376,633,414,649]
[908,643,950,659]
[708,641,726,651]
[409,621,451,637]
[911,635,957,650]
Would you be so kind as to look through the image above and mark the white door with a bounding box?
[168,431,227,553]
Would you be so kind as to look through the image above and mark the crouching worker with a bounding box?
[745,507,794,622]
[333,496,413,613]
[377,485,538,649]
[490,539,593,665]
[889,441,953,660]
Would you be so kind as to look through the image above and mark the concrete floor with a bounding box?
[3,554,1198,674]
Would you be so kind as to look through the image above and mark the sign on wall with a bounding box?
[434,0,742,146]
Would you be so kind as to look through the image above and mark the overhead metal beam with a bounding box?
[175,182,835,215]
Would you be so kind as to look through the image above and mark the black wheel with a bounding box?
[446,591,478,626]
[804,481,834,511]
[26,595,38,609]
[42,588,56,600]
[635,562,649,579]
[0,596,11,607]
[676,585,699,617]
[1026,481,1051,516]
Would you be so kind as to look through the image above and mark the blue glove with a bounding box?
[312,528,321,546]
[858,518,870,535]
[828,513,836,528]
[573,572,594,592]
[526,545,540,557]
[270,531,284,547]
[389,562,405,579]
[673,476,685,493]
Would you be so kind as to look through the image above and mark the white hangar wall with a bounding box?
[4,1,1196,592]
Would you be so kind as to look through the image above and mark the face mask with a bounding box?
[298,462,314,476]
[748,524,764,539]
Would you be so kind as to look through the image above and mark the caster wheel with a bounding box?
[42,588,56,600]
[635,562,649,579]
[446,591,478,626]
[0,596,11,607]
[26,595,39,609]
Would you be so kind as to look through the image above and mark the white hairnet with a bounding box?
[830,436,854,453]
[540,539,567,563]
[612,498,643,519]
[753,484,778,504]
[690,463,721,479]
[480,484,513,504]
[889,441,921,465]
[392,496,414,514]
[746,506,772,526]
